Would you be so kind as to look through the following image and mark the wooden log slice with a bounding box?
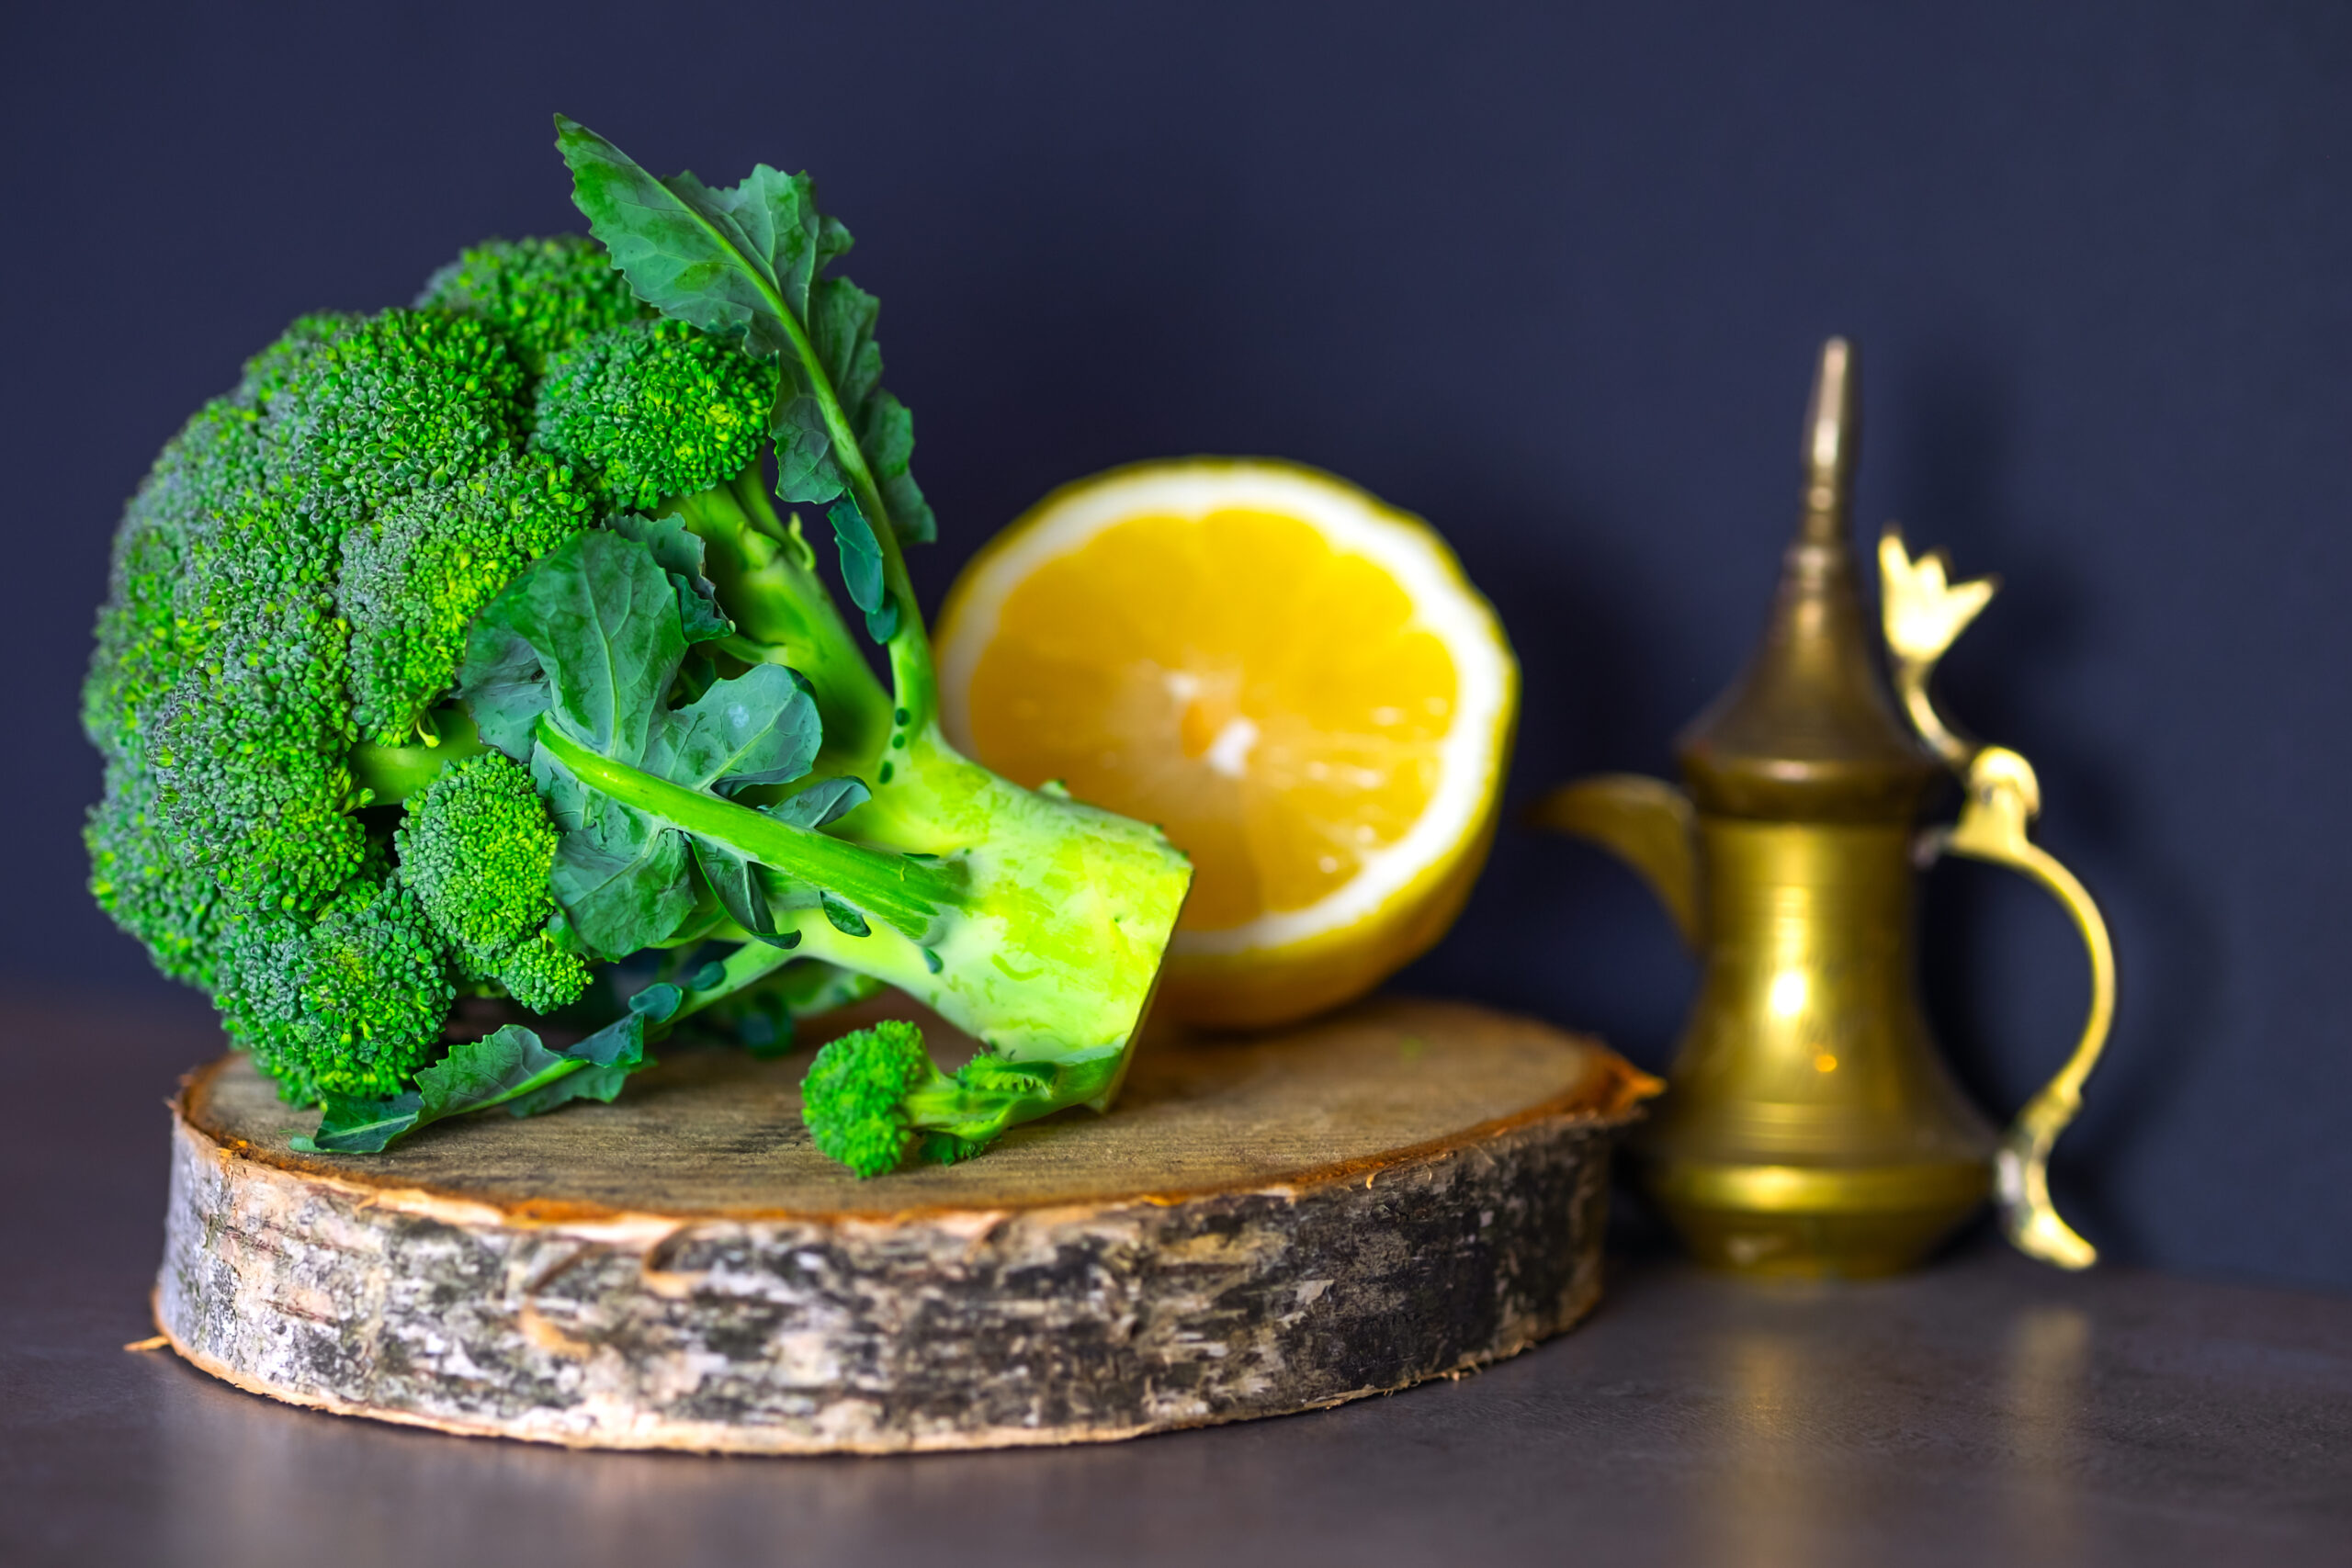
[156,996,1657,1454]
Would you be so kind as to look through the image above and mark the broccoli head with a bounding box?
[84,298,582,1095]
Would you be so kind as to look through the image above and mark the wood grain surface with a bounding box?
[157,996,1657,1453]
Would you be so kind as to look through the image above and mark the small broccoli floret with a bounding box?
[531,319,778,513]
[340,454,594,744]
[416,234,650,374]
[218,878,454,1104]
[801,1020,933,1175]
[265,309,526,510]
[800,1021,1119,1177]
[396,751,588,1012]
[299,878,456,1098]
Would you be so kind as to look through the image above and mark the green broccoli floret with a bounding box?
[801,1021,1115,1177]
[217,877,454,1103]
[396,751,588,1013]
[532,319,778,513]
[339,454,594,744]
[416,234,650,374]
[266,309,525,510]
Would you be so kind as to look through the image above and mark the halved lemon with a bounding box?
[936,458,1518,1027]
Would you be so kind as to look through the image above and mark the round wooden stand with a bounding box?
[156,997,1655,1454]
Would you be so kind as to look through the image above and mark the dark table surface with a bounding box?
[6,998,2348,1568]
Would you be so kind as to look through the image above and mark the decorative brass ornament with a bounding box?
[1535,338,2115,1277]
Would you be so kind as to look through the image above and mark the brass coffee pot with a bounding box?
[1538,338,2114,1278]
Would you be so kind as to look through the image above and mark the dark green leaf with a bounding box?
[605,513,731,644]
[675,579,733,645]
[537,748,697,959]
[628,981,685,1023]
[826,493,886,615]
[557,118,820,359]
[821,892,870,937]
[415,1024,573,1119]
[650,663,821,795]
[289,1093,424,1155]
[605,512,712,590]
[857,390,935,545]
[694,838,781,944]
[464,531,684,763]
[292,1017,657,1154]
[456,616,554,761]
[557,117,930,541]
[771,395,842,506]
[764,775,869,829]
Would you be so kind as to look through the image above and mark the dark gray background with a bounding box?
[3,0,2345,1290]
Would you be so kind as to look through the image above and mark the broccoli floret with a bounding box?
[218,878,454,1103]
[532,319,777,513]
[801,1021,1115,1177]
[416,234,650,374]
[265,309,525,510]
[340,454,594,744]
[396,751,588,1013]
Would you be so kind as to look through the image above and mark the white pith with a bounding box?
[937,460,1512,960]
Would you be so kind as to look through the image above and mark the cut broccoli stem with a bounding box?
[533,716,959,940]
[900,1053,1125,1148]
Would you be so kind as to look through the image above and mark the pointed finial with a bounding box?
[1801,337,1857,546]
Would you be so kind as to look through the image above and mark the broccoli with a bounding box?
[802,1021,1125,1177]
[83,118,1192,1169]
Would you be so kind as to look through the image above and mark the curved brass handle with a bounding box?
[1922,749,2115,1269]
[1883,527,2115,1270]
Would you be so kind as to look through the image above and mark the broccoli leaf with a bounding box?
[606,512,732,645]
[288,985,677,1156]
[462,529,686,761]
[825,493,899,643]
[537,767,693,959]
[556,116,933,545]
[692,773,867,947]
[768,774,870,829]
[650,662,822,795]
